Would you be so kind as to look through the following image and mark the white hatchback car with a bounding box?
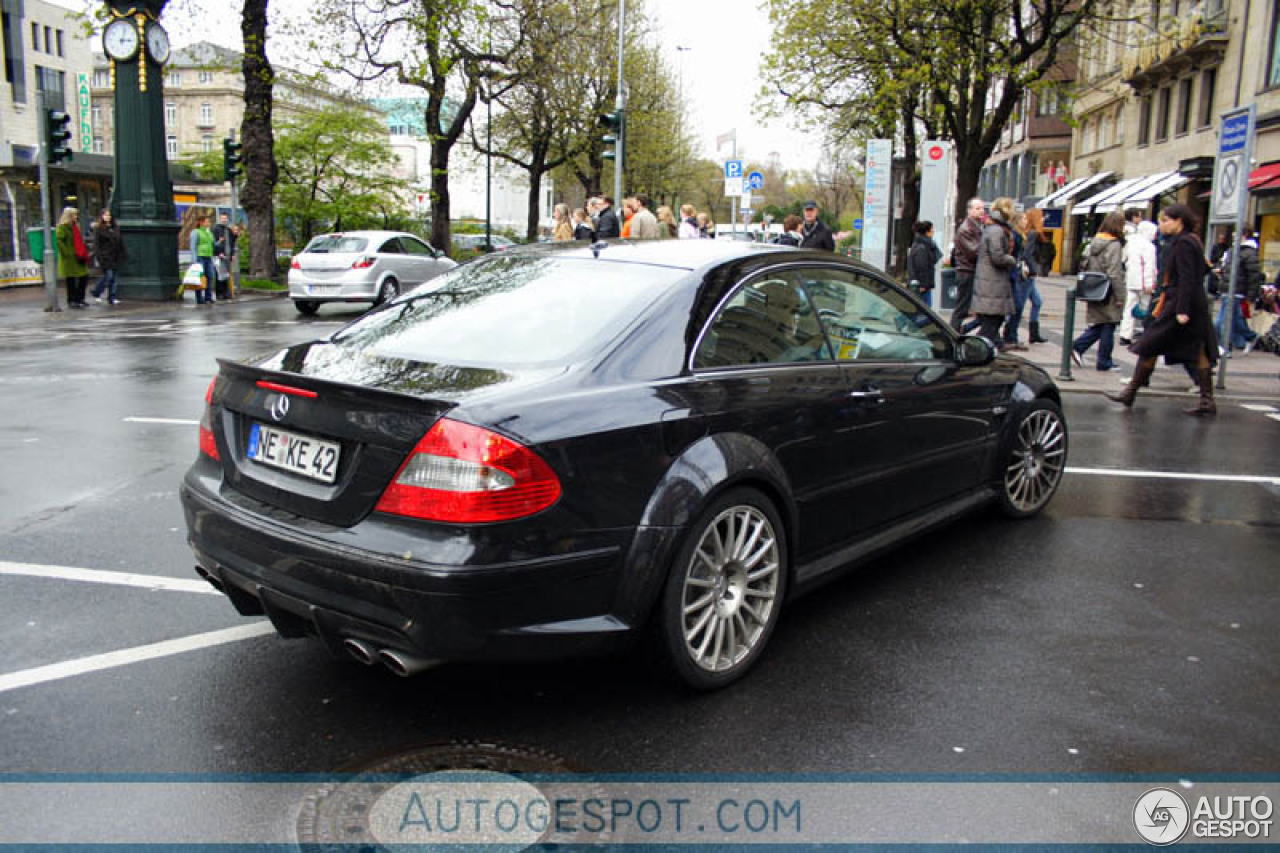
[288,231,456,315]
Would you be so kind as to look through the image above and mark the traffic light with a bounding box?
[222,138,243,182]
[46,110,73,165]
[600,109,624,162]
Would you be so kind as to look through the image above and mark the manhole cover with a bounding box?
[296,740,600,851]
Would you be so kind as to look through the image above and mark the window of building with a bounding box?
[34,65,65,110]
[2,10,27,103]
[1269,0,1280,89]
[1138,96,1152,145]
[1084,117,1098,152]
[1198,67,1217,127]
[199,102,212,124]
[92,69,109,88]
[30,22,38,51]
[165,102,176,127]
[1099,111,1112,148]
[93,136,104,154]
[55,29,62,57]
[166,135,177,159]
[198,70,213,83]
[41,25,50,53]
[201,134,213,153]
[166,71,180,87]
[1155,85,1172,142]
[1114,104,1125,145]
[1175,77,1193,135]
[92,105,101,126]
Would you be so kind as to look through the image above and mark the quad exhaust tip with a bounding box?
[377,648,440,678]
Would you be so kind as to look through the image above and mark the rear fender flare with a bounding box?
[615,433,796,626]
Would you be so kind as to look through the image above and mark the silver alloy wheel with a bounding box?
[680,504,781,673]
[378,278,398,303]
[1004,408,1066,513]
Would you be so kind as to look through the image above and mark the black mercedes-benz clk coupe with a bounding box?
[181,239,1067,689]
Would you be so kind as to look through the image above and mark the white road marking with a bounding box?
[1268,413,1280,424]
[1066,466,1280,486]
[0,623,275,694]
[123,417,199,426]
[0,561,218,594]
[1241,404,1277,412]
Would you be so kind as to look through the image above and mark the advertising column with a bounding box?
[917,141,954,290]
[862,139,892,271]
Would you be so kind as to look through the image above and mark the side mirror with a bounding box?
[956,335,996,367]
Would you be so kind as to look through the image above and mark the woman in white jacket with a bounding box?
[1120,219,1157,344]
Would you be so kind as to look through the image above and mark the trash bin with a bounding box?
[26,227,55,263]
[939,267,959,310]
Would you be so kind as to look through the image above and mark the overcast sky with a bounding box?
[136,0,822,173]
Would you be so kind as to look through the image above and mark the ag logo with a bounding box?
[1134,788,1190,845]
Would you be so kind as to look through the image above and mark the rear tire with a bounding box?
[655,487,787,690]
[996,398,1068,518]
[375,278,399,305]
[294,300,320,316]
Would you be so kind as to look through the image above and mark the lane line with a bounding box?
[123,417,199,426]
[0,623,275,694]
[1242,404,1277,413]
[1066,466,1280,486]
[0,561,219,594]
[1268,414,1280,424]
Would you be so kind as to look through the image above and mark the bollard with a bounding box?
[1057,287,1077,382]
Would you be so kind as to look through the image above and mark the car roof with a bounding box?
[308,231,421,241]
[493,238,871,273]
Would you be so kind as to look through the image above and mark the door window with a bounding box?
[377,238,405,254]
[400,236,435,256]
[792,268,951,361]
[694,277,832,368]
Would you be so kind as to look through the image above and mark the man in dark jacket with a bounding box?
[798,201,835,251]
[593,196,621,240]
[949,197,987,330]
[1219,232,1263,353]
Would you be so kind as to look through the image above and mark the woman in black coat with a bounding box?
[88,209,126,305]
[906,220,941,307]
[1107,204,1219,415]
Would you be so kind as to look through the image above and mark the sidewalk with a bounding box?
[985,274,1280,403]
[0,282,286,328]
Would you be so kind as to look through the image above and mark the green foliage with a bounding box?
[240,277,288,291]
[273,104,404,246]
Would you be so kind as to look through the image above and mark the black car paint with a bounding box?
[181,242,1061,663]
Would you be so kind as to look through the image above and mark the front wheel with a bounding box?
[996,398,1068,518]
[294,300,319,316]
[375,278,399,305]
[656,487,788,690]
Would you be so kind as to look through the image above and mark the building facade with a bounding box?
[1052,0,1280,275]
[0,0,110,283]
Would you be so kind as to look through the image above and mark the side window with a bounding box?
[694,276,832,368]
[401,236,435,256]
[794,268,951,361]
[377,238,404,254]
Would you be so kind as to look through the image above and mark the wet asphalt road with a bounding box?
[1,296,1278,785]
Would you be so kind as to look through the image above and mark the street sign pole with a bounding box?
[1207,105,1256,389]
[613,0,625,202]
[36,89,59,313]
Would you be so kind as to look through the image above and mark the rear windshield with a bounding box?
[304,235,368,254]
[330,254,684,367]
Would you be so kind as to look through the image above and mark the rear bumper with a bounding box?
[180,475,644,662]
[287,274,377,301]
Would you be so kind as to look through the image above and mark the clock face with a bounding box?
[102,19,139,61]
[145,23,170,65]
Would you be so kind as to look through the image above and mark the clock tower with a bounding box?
[102,0,178,300]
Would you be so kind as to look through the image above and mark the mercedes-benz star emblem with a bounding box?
[270,394,290,422]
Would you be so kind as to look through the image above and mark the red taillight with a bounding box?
[375,419,560,523]
[290,258,301,270]
[256,380,318,398]
[199,377,220,461]
[351,256,375,269]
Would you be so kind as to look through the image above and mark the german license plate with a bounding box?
[247,422,340,484]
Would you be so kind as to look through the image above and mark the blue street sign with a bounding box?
[853,218,863,230]
[724,160,743,179]
[746,170,764,190]
[1219,113,1250,156]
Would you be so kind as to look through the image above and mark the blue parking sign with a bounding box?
[724,160,743,179]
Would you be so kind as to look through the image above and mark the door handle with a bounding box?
[848,388,884,403]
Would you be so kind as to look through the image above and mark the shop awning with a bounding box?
[1249,162,1280,193]
[1121,171,1190,206]
[1036,171,1113,209]
[1073,176,1147,215]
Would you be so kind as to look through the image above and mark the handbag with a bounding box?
[182,262,206,291]
[214,257,229,282]
[1075,271,1111,303]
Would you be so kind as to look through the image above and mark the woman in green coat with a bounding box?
[56,207,90,308]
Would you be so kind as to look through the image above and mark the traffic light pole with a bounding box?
[228,177,240,298]
[614,0,625,201]
[36,90,59,312]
